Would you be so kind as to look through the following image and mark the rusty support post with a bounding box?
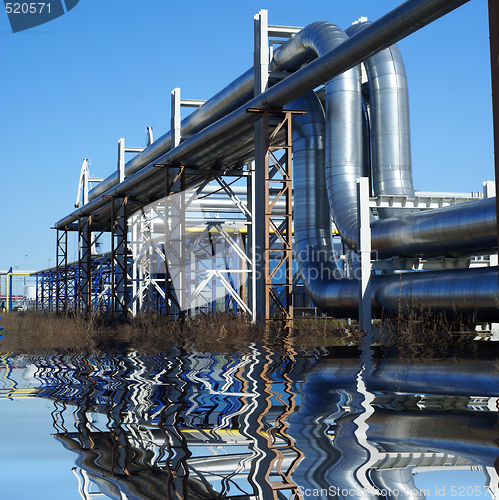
[248,107,305,327]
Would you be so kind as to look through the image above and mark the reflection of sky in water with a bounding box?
[415,470,495,499]
[1,346,498,500]
[0,397,79,499]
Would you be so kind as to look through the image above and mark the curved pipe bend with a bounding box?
[290,92,499,321]
[346,21,416,221]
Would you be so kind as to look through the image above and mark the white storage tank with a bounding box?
[24,284,36,301]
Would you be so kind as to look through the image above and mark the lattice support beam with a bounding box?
[78,216,92,313]
[249,107,305,326]
[56,229,68,314]
[111,196,129,319]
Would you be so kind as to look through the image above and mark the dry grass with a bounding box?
[0,308,482,356]
[0,311,355,355]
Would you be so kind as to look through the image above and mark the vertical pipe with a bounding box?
[117,139,125,184]
[171,88,181,149]
[7,268,12,312]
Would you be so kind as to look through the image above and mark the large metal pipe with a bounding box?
[55,0,471,231]
[53,0,499,317]
[87,68,256,202]
[319,20,495,258]
[290,92,499,321]
[346,21,416,220]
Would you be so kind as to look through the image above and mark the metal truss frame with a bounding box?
[129,201,168,315]
[78,216,92,313]
[56,229,68,314]
[111,196,129,319]
[249,107,305,326]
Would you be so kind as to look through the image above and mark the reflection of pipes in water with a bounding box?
[105,353,132,477]
[157,346,192,500]
[367,409,499,467]
[238,344,283,500]
[370,468,425,500]
[29,349,499,499]
[325,335,383,499]
[53,351,221,500]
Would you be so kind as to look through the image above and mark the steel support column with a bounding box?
[165,166,186,320]
[111,196,129,319]
[357,177,372,332]
[249,108,304,325]
[56,229,68,314]
[253,9,270,322]
[247,161,257,320]
[78,216,92,313]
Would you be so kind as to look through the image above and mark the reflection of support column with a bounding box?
[78,216,92,313]
[266,347,305,499]
[74,358,96,451]
[106,355,132,477]
[56,229,68,314]
[239,346,276,500]
[250,107,303,326]
[158,348,191,499]
[238,345,304,500]
[165,166,186,320]
[111,196,129,319]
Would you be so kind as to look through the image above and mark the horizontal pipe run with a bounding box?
[54,0,470,231]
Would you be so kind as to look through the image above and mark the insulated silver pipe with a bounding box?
[346,21,416,220]
[87,68,255,202]
[290,92,499,321]
[302,260,499,321]
[55,0,471,232]
[372,196,497,258]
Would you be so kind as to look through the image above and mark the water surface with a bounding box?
[1,339,498,499]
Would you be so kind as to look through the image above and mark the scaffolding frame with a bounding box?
[78,216,92,313]
[56,229,69,314]
[111,196,129,319]
[250,107,305,326]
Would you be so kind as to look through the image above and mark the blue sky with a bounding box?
[0,0,494,274]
